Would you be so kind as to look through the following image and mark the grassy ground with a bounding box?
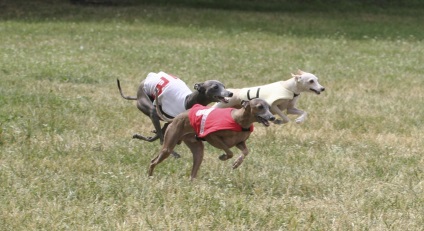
[1,0,423,230]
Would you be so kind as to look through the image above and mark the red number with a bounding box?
[155,76,170,98]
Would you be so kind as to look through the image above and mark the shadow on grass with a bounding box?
[1,0,424,40]
[64,0,424,12]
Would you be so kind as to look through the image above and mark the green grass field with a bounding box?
[1,0,423,230]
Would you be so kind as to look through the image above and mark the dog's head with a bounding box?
[291,69,325,95]
[242,99,275,127]
[194,80,233,103]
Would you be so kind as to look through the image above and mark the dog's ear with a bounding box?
[297,69,305,75]
[194,83,206,93]
[241,100,250,109]
[292,73,302,82]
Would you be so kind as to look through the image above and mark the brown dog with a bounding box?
[149,98,275,179]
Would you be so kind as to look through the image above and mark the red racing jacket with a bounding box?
[189,104,254,138]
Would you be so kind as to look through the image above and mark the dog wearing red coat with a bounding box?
[149,98,275,179]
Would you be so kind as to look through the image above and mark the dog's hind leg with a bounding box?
[132,82,165,143]
[271,105,290,124]
[148,147,172,177]
[148,120,186,176]
[232,141,249,169]
[183,139,204,179]
[133,132,160,142]
[118,79,163,141]
[287,108,307,124]
[162,123,181,158]
[285,98,307,123]
[148,139,178,176]
[134,123,181,158]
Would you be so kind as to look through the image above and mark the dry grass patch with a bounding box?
[1,1,424,230]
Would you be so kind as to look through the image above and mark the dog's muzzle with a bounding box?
[256,115,275,127]
[215,96,229,103]
[310,87,325,94]
[215,92,232,103]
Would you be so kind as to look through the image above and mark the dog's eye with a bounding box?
[309,80,315,84]
[257,105,264,110]
[213,85,218,89]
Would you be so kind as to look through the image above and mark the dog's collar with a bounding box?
[183,95,190,109]
[157,105,175,120]
[242,127,251,132]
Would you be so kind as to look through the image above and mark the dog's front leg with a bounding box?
[205,135,234,160]
[287,108,307,124]
[271,105,290,124]
[232,141,248,169]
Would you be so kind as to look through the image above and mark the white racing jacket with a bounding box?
[237,82,296,106]
[143,71,192,117]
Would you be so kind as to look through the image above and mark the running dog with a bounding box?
[149,98,275,179]
[117,71,233,158]
[213,70,325,124]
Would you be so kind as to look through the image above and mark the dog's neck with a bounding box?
[283,78,301,96]
[231,108,255,129]
[184,91,210,109]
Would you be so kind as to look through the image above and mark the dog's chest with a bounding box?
[207,130,251,147]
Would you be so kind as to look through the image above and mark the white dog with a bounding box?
[213,70,325,124]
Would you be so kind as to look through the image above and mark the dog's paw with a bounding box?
[295,117,305,124]
[133,133,160,142]
[219,154,232,161]
[133,134,152,140]
[232,156,244,169]
[132,134,142,139]
[171,151,181,158]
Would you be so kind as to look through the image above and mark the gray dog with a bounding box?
[117,71,232,157]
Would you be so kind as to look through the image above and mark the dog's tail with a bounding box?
[154,89,174,123]
[117,79,137,100]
